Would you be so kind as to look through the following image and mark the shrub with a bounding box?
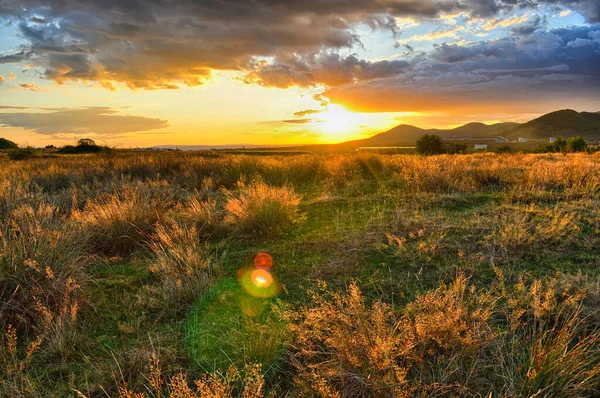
[290,281,415,397]
[567,136,587,152]
[416,134,445,155]
[0,137,18,150]
[0,203,86,335]
[224,182,303,238]
[149,222,221,309]
[175,196,224,238]
[8,147,40,160]
[290,275,600,397]
[495,144,512,154]
[116,354,266,398]
[74,185,170,257]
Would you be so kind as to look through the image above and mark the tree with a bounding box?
[444,143,467,154]
[496,145,512,154]
[0,137,18,150]
[567,136,587,153]
[78,138,97,147]
[552,137,567,153]
[416,134,445,155]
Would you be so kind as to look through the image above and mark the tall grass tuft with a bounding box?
[0,203,86,334]
[289,280,415,397]
[74,184,171,257]
[149,222,221,310]
[224,181,303,238]
[115,353,266,398]
[290,274,600,397]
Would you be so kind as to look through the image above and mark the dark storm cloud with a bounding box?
[0,50,31,64]
[511,15,546,36]
[0,107,170,135]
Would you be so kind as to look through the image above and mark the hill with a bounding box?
[504,110,600,140]
[344,109,600,146]
[348,121,519,147]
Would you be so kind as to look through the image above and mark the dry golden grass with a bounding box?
[290,273,600,397]
[2,152,600,397]
[115,354,265,398]
[224,181,304,238]
[149,222,222,310]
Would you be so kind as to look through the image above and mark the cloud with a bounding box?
[8,72,16,80]
[0,51,30,64]
[0,75,5,84]
[483,14,529,31]
[243,53,410,88]
[511,15,546,36]
[282,118,313,124]
[0,0,598,91]
[323,25,600,113]
[396,26,465,44]
[294,109,322,117]
[18,83,41,92]
[567,38,594,47]
[0,106,170,136]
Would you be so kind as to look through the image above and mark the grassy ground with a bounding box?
[2,152,600,397]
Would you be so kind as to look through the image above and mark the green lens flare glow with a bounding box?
[237,266,281,299]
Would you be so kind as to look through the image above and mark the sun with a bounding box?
[318,104,361,137]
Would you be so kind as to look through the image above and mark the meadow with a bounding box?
[2,151,600,397]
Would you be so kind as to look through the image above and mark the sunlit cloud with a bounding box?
[0,106,170,137]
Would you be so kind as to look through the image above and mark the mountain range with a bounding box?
[346,109,600,146]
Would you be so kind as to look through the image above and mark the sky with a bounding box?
[0,0,599,147]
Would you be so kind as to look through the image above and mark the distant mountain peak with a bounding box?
[341,109,600,146]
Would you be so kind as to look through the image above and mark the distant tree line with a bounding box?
[416,134,596,155]
[534,136,589,153]
[0,138,112,160]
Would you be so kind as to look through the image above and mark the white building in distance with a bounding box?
[549,137,556,143]
[474,144,488,150]
[518,138,528,143]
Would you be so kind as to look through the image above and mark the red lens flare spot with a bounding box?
[251,269,273,288]
[254,252,273,270]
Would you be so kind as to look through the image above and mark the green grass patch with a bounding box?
[185,278,289,375]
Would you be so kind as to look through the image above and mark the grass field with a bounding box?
[2,151,600,397]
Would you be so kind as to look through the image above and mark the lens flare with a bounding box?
[237,266,281,299]
[251,269,273,288]
[254,252,273,270]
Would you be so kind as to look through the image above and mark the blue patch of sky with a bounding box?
[352,4,591,63]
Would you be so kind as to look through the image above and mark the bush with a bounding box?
[0,203,86,334]
[175,196,224,238]
[8,147,40,160]
[73,185,169,257]
[0,137,18,150]
[496,144,512,154]
[289,274,600,397]
[57,144,104,154]
[444,142,467,154]
[149,222,221,309]
[416,134,445,155]
[224,181,303,238]
[567,136,587,152]
[290,281,414,397]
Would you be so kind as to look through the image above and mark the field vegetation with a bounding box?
[2,151,600,397]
